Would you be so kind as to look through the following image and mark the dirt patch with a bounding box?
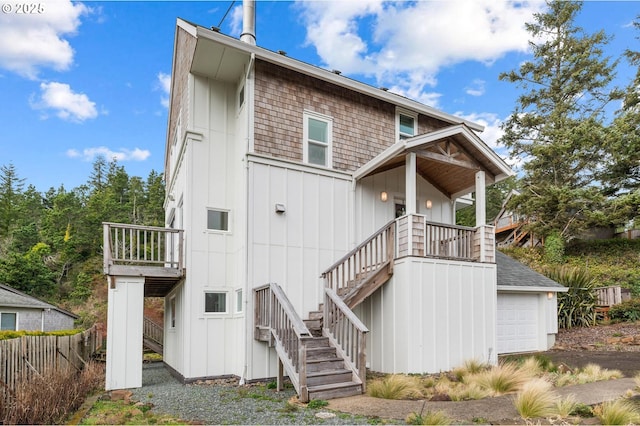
[541,321,640,377]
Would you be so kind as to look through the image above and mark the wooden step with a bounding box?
[308,381,362,401]
[306,346,336,360]
[307,310,323,320]
[306,369,353,387]
[306,357,344,373]
[304,337,330,348]
[303,318,322,329]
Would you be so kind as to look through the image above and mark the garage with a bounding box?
[495,252,567,354]
[497,293,540,353]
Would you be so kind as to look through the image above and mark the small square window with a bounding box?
[236,289,243,313]
[1,313,17,331]
[205,292,227,313]
[207,209,229,231]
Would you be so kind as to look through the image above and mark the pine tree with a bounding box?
[499,0,622,240]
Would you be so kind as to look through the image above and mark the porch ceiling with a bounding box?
[354,124,514,199]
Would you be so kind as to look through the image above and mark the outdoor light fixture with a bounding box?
[380,191,388,202]
[426,199,432,209]
[547,292,554,299]
[275,203,286,214]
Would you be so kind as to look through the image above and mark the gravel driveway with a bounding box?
[130,363,388,425]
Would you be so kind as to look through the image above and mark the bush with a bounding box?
[609,298,640,322]
[367,374,424,400]
[0,361,104,424]
[544,232,565,264]
[544,265,596,328]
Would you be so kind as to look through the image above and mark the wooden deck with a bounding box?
[103,223,185,297]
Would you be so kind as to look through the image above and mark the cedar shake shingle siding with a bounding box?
[254,60,450,171]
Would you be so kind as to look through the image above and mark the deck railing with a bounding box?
[254,283,312,401]
[323,287,368,392]
[396,214,495,263]
[321,220,395,295]
[103,222,184,275]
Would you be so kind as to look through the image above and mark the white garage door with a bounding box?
[497,293,540,354]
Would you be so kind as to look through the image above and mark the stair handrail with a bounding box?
[143,316,163,346]
[254,283,312,401]
[323,287,369,392]
[321,219,396,295]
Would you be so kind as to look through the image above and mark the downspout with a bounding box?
[240,52,256,386]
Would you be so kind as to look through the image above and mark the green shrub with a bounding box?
[609,298,640,322]
[0,329,82,341]
[307,399,328,409]
[544,231,565,264]
[544,265,596,329]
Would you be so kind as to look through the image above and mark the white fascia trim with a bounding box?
[498,286,569,293]
[353,141,405,180]
[192,24,484,132]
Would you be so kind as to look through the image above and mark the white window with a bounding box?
[303,111,332,167]
[207,209,229,232]
[235,289,243,313]
[1,312,17,331]
[397,109,417,140]
[238,85,245,110]
[205,291,227,314]
[169,297,176,328]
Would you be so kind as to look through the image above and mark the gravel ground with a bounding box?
[130,363,387,425]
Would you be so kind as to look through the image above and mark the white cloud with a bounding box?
[66,146,151,162]
[156,72,171,108]
[229,4,243,36]
[465,79,486,97]
[297,0,545,102]
[456,111,504,149]
[32,81,98,122]
[0,0,89,79]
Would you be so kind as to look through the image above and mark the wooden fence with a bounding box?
[0,325,102,396]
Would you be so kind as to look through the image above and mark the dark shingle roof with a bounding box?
[496,251,566,291]
[0,284,78,318]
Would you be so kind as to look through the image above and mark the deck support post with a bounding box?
[277,357,284,392]
[105,276,144,390]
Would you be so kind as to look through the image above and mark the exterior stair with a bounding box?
[305,336,363,400]
[143,316,163,355]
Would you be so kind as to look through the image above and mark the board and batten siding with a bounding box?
[361,257,497,374]
[246,158,353,380]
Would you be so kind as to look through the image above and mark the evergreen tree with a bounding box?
[499,0,622,240]
[0,163,25,237]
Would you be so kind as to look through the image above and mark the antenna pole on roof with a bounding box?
[240,0,256,45]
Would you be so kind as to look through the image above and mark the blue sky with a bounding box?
[0,0,637,192]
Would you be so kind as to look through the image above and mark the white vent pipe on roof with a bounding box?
[240,0,256,45]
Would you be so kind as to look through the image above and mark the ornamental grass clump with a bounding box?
[593,399,640,425]
[406,410,451,425]
[555,363,623,386]
[367,374,424,400]
[513,379,557,419]
[466,362,530,396]
[554,394,579,418]
[452,358,490,381]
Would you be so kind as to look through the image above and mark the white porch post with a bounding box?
[405,152,417,214]
[106,276,144,390]
[475,171,486,227]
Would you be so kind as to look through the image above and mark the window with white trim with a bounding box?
[235,289,243,313]
[397,109,417,140]
[169,297,176,328]
[207,209,229,232]
[1,312,17,331]
[205,291,227,314]
[303,111,332,167]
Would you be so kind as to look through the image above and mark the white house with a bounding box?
[103,3,564,401]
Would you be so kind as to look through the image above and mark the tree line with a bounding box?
[459,1,640,254]
[0,157,164,304]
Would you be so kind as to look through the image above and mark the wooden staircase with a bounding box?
[305,336,363,400]
[143,317,163,355]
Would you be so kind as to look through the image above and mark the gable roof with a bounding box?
[0,284,78,318]
[175,18,485,132]
[354,124,514,199]
[496,252,567,292]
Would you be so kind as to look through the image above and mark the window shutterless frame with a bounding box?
[303,110,333,167]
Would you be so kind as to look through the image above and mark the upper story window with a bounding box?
[303,111,333,167]
[397,109,417,140]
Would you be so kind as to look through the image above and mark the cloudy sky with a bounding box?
[0,0,637,191]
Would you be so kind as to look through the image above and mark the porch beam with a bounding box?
[414,149,481,171]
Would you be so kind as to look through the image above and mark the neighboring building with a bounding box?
[103,5,565,401]
[0,284,78,332]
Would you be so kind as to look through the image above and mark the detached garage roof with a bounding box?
[0,284,78,318]
[496,252,567,292]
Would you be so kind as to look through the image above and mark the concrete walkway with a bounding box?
[327,378,637,423]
